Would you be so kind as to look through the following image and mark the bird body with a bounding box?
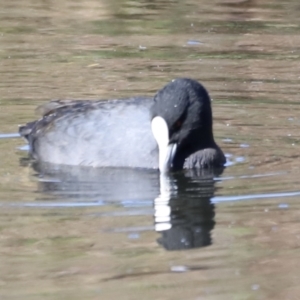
[21,97,158,168]
[19,78,226,172]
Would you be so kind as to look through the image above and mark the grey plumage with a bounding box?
[19,78,226,170]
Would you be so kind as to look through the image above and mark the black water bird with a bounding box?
[19,78,225,172]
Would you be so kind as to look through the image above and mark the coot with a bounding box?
[19,78,225,172]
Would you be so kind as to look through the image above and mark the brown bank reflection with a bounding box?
[24,159,223,251]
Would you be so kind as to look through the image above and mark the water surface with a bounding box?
[1,0,300,299]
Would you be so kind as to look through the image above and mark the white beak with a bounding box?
[151,116,177,173]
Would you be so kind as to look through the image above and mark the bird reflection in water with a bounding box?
[155,169,222,251]
[22,160,223,251]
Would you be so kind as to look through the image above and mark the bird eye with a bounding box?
[174,120,182,130]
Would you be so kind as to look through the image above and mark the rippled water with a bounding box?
[1,0,300,299]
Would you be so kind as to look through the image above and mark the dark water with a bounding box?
[1,0,300,299]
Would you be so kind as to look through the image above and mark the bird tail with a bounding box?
[18,121,37,140]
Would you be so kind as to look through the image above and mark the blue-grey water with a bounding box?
[1,0,300,299]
